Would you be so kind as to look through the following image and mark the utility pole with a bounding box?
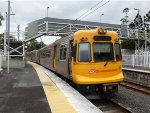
[137,9,140,55]
[17,25,20,41]
[7,0,10,73]
[145,27,147,51]
[4,12,7,56]
[134,8,140,54]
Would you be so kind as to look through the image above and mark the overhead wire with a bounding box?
[75,0,103,21]
[55,0,110,34]
[79,0,110,20]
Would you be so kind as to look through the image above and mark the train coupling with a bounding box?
[102,83,118,93]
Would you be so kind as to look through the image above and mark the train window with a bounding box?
[93,43,114,62]
[115,43,122,60]
[60,46,67,60]
[78,43,91,62]
[46,49,50,58]
[41,49,50,58]
[62,48,67,59]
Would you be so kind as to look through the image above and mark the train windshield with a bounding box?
[93,43,114,62]
[78,43,91,62]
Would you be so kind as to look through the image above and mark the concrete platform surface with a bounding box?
[0,62,103,113]
[0,64,51,113]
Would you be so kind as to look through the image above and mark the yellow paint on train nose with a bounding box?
[30,62,77,113]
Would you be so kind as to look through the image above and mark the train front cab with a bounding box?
[71,28,124,93]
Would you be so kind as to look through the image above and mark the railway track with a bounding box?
[120,81,150,95]
[90,98,133,113]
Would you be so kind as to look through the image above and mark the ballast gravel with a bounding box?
[112,86,150,113]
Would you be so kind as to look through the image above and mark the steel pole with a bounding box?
[7,0,10,73]
[100,14,104,26]
[137,9,140,55]
[145,27,147,51]
[4,12,7,56]
[47,7,49,18]
[18,25,20,41]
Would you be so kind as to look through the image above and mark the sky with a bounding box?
[0,0,150,44]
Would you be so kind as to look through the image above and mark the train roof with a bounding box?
[74,28,119,38]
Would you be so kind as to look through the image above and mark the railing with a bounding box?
[122,52,150,68]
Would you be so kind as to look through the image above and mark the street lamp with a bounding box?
[100,13,104,23]
[47,6,49,18]
[123,8,129,22]
[134,8,140,54]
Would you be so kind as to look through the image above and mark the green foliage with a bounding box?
[0,34,4,49]
[0,13,18,50]
[129,11,150,31]
[128,14,143,29]
[27,40,46,51]
[121,40,135,50]
[0,34,17,49]
[0,12,4,26]
[0,13,4,49]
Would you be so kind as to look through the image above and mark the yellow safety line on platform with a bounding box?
[29,62,77,113]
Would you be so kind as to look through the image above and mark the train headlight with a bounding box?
[80,37,88,41]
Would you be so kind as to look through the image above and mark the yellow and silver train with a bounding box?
[27,28,124,94]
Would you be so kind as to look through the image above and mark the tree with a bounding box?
[0,13,18,50]
[120,8,129,24]
[0,34,4,49]
[0,13,4,50]
[26,40,46,51]
[0,12,4,26]
[39,41,46,48]
[129,11,150,32]
[128,14,143,30]
[0,33,18,49]
[121,40,135,50]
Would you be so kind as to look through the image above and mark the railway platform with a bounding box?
[0,62,102,113]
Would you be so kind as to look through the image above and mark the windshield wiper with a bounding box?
[104,62,108,67]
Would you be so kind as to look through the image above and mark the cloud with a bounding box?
[0,0,150,43]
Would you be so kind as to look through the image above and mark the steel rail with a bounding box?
[120,80,150,95]
[90,98,133,113]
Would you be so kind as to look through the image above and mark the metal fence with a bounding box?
[122,52,150,68]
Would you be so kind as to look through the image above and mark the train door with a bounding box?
[68,40,73,77]
[53,45,57,70]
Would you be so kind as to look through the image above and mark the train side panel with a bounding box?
[55,45,68,78]
[39,46,51,69]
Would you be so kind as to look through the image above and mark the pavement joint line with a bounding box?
[29,62,77,113]
[40,64,103,113]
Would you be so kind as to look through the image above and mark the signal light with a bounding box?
[80,37,88,41]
